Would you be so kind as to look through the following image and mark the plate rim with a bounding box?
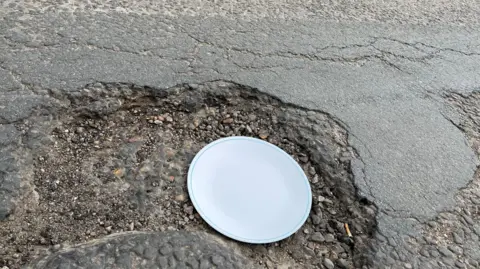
[187,136,312,244]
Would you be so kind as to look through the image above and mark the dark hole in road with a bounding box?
[1,81,377,268]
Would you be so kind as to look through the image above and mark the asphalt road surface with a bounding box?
[1,1,480,268]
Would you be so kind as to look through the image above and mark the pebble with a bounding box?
[184,206,194,215]
[323,258,334,269]
[455,260,466,268]
[166,116,173,122]
[337,259,349,269]
[462,214,474,225]
[299,156,309,163]
[175,194,185,202]
[438,246,454,258]
[258,130,269,139]
[222,118,234,124]
[453,231,464,244]
[310,232,325,243]
[311,215,321,225]
[324,234,335,243]
[448,245,462,255]
[303,229,310,234]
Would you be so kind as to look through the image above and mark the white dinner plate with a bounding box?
[187,136,312,244]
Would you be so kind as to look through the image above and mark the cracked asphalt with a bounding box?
[1,1,480,268]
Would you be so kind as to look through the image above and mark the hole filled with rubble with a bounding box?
[1,82,377,268]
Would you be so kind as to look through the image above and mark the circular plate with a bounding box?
[188,136,312,244]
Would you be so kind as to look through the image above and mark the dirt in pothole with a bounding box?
[0,82,377,268]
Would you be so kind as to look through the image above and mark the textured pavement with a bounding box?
[1,1,480,268]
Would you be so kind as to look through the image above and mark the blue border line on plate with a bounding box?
[187,136,312,244]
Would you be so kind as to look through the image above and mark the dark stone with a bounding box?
[311,214,321,225]
[0,198,13,220]
[309,232,325,243]
[324,234,335,243]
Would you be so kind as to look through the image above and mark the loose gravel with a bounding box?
[0,82,377,268]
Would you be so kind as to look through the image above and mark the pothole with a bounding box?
[0,81,377,268]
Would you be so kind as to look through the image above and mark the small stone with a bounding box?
[175,194,185,202]
[455,260,465,268]
[447,245,462,255]
[166,116,173,122]
[471,224,480,236]
[154,120,163,125]
[299,156,309,163]
[303,228,310,234]
[245,125,253,133]
[453,232,463,244]
[222,118,234,124]
[129,222,134,231]
[310,232,325,243]
[404,263,412,269]
[211,255,225,266]
[442,257,454,266]
[311,215,321,225]
[248,114,257,121]
[105,226,112,233]
[387,237,397,247]
[323,258,334,269]
[365,206,375,216]
[438,246,454,258]
[258,130,269,139]
[337,259,349,269]
[420,248,430,257]
[324,234,335,243]
[184,206,194,215]
[318,195,326,202]
[311,175,319,184]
